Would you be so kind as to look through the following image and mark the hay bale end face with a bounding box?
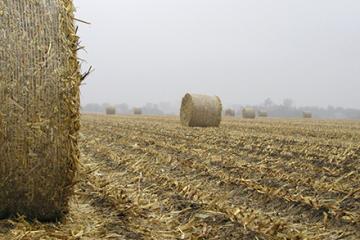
[180,93,222,127]
[0,0,80,221]
[303,112,312,119]
[106,107,116,115]
[242,108,256,119]
[133,108,143,115]
[225,109,235,117]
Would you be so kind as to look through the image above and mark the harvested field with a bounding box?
[1,115,360,239]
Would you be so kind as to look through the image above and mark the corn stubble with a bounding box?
[2,115,359,239]
[0,0,81,221]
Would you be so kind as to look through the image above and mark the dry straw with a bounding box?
[303,112,312,119]
[258,111,268,118]
[133,108,142,115]
[106,107,116,115]
[0,0,81,221]
[242,108,256,119]
[180,93,222,127]
[225,109,235,117]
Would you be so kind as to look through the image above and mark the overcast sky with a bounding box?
[74,0,360,108]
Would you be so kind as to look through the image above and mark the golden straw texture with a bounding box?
[180,93,222,127]
[0,0,81,221]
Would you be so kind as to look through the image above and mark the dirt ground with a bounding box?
[1,115,359,239]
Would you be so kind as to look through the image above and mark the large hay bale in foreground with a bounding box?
[180,93,222,127]
[242,108,256,119]
[258,111,268,118]
[225,109,236,117]
[133,108,143,115]
[303,112,312,119]
[106,107,116,115]
[0,0,80,221]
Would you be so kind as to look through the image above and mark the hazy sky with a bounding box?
[74,0,360,108]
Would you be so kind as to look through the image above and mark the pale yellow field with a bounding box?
[1,115,359,239]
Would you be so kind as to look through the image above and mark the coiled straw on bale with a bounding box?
[225,109,235,117]
[133,108,142,115]
[0,0,81,221]
[303,112,312,119]
[242,108,256,119]
[106,107,116,115]
[180,93,222,127]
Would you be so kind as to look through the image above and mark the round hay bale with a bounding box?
[303,112,312,119]
[258,111,268,118]
[225,109,236,117]
[106,107,116,115]
[0,0,80,221]
[242,108,256,119]
[180,93,222,127]
[133,108,143,115]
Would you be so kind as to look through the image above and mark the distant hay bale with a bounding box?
[133,108,143,115]
[106,107,116,115]
[303,112,312,119]
[225,109,236,117]
[258,111,268,118]
[180,93,222,127]
[242,108,256,119]
[0,0,80,221]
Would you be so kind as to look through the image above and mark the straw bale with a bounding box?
[303,112,312,119]
[225,109,235,117]
[0,0,81,221]
[106,107,116,115]
[258,111,268,118]
[133,108,142,115]
[180,93,222,127]
[242,108,256,119]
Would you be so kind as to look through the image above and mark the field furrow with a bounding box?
[81,115,360,239]
[1,114,359,240]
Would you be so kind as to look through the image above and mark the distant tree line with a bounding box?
[82,98,360,120]
[230,98,360,120]
[82,102,179,116]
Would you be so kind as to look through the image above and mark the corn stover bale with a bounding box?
[180,93,222,127]
[225,109,235,117]
[106,107,116,115]
[303,112,312,118]
[242,108,256,119]
[133,108,142,115]
[258,111,268,118]
[0,0,81,221]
